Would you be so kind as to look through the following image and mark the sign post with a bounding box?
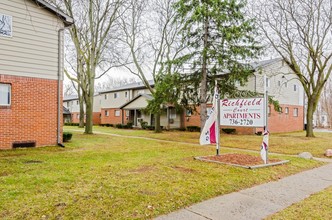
[216,94,220,156]
[263,75,269,164]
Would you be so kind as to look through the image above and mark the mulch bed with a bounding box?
[200,153,281,166]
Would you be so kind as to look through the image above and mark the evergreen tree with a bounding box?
[173,0,261,129]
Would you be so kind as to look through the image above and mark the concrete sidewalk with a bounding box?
[155,162,332,220]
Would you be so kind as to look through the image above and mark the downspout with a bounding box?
[57,28,65,147]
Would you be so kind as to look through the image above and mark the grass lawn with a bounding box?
[267,186,332,220]
[0,129,325,219]
[66,126,332,157]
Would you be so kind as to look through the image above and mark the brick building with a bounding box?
[64,59,305,134]
[0,0,73,149]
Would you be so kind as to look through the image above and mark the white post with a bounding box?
[263,75,269,164]
[216,94,220,156]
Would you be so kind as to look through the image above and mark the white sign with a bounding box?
[0,14,13,37]
[220,97,264,127]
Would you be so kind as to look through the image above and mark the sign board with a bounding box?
[220,97,264,127]
[0,14,13,37]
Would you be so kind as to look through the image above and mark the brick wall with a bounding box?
[70,112,101,125]
[0,75,61,149]
[100,108,123,125]
[183,104,304,134]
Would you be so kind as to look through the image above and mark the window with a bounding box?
[115,110,120,117]
[170,108,177,119]
[293,108,298,117]
[0,83,11,106]
[186,109,192,116]
[266,78,270,87]
[105,110,109,117]
[125,110,130,117]
[114,93,118,99]
[76,114,79,119]
[268,106,271,117]
[0,14,12,37]
[125,91,128,98]
[76,100,79,105]
[293,84,297,91]
[278,107,282,114]
[285,107,289,114]
[104,94,108,100]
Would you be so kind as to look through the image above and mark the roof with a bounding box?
[32,0,74,27]
[99,80,155,94]
[120,94,153,109]
[63,106,71,115]
[63,95,78,101]
[250,58,283,70]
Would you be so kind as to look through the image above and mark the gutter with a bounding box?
[57,24,73,147]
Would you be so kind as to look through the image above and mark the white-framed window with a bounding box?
[0,14,12,37]
[105,110,109,117]
[126,110,130,117]
[293,108,298,117]
[76,100,79,105]
[76,114,79,119]
[114,93,118,99]
[170,108,177,119]
[125,91,128,98]
[0,83,11,106]
[104,94,108,100]
[293,84,297,91]
[115,110,120,117]
[266,77,270,87]
[285,107,289,114]
[279,107,282,114]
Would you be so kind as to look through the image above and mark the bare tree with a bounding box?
[256,0,332,137]
[54,0,124,134]
[118,0,184,132]
[320,78,332,128]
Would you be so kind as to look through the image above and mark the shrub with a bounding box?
[222,128,236,134]
[186,126,201,132]
[146,125,155,130]
[255,131,263,136]
[115,124,123,129]
[63,132,73,142]
[126,122,133,129]
[140,121,148,129]
[64,123,80,126]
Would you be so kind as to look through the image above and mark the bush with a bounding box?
[222,128,236,134]
[140,121,148,129]
[186,126,201,132]
[146,125,155,130]
[126,122,133,129]
[255,131,262,136]
[64,123,80,126]
[63,132,73,142]
[115,124,123,129]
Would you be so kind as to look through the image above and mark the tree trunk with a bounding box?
[78,87,85,128]
[84,93,94,134]
[306,98,315,137]
[84,76,95,134]
[154,113,162,133]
